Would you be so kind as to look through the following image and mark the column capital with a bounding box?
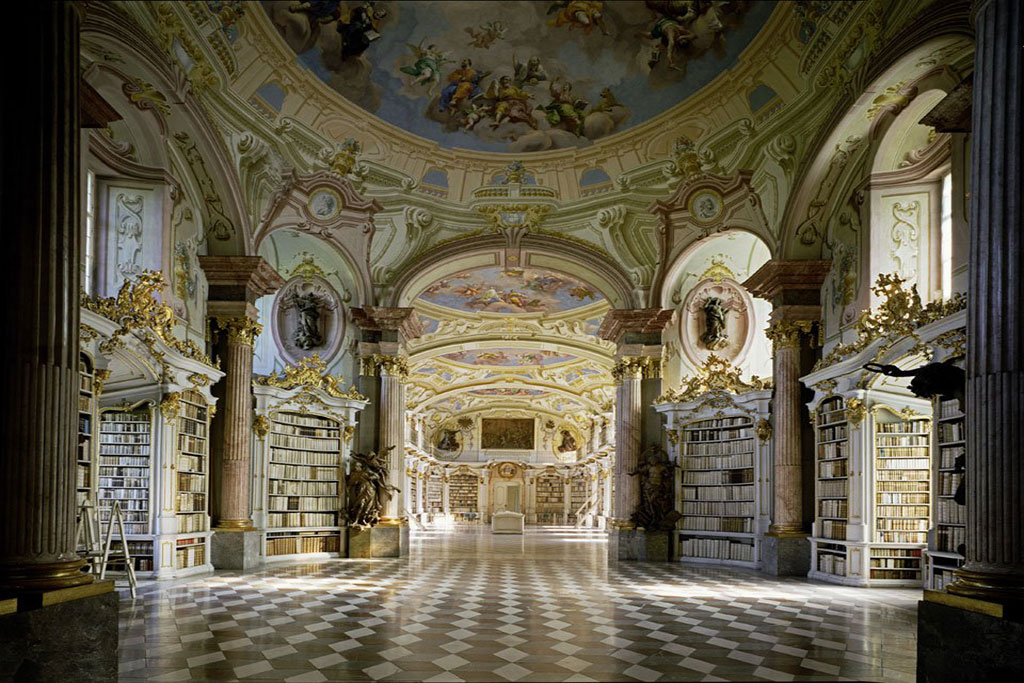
[351,307,424,343]
[199,256,285,302]
[611,356,663,381]
[361,353,410,379]
[765,318,821,351]
[212,316,263,346]
[598,309,674,346]
[742,260,831,308]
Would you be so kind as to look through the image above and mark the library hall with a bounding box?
[1,1,1022,681]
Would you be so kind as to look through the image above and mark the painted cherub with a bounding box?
[400,41,451,95]
[465,20,507,49]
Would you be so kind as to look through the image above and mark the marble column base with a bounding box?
[0,585,118,680]
[608,529,673,562]
[761,533,810,576]
[918,593,1024,682]
[347,524,409,558]
[211,530,262,570]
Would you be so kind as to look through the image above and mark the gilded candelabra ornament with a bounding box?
[257,354,366,400]
[755,418,773,443]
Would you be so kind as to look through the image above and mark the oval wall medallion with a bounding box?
[271,274,345,365]
[679,277,754,368]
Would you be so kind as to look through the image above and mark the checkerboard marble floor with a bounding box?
[117,526,920,682]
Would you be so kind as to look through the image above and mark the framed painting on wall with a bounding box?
[481,418,534,450]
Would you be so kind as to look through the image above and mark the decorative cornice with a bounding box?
[199,255,285,299]
[350,306,424,342]
[656,354,771,403]
[742,260,832,303]
[598,309,674,344]
[256,354,366,399]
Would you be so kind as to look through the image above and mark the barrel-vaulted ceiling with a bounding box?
[260,0,776,152]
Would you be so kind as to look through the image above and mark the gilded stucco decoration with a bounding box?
[656,354,769,404]
[257,354,366,399]
[755,418,772,443]
[252,414,270,441]
[765,319,820,351]
[214,316,263,347]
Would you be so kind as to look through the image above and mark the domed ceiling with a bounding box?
[260,0,774,152]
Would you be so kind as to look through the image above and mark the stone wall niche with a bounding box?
[679,277,754,368]
[271,275,345,365]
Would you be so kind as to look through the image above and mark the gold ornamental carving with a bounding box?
[161,392,181,424]
[815,273,967,370]
[611,356,662,381]
[361,354,410,379]
[845,398,867,425]
[214,316,263,347]
[656,354,770,403]
[94,369,112,396]
[343,425,355,444]
[257,354,366,400]
[765,319,819,351]
[188,372,211,388]
[252,414,270,441]
[755,418,772,443]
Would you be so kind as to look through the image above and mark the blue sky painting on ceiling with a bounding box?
[468,387,549,396]
[441,348,578,367]
[261,1,772,152]
[418,266,604,314]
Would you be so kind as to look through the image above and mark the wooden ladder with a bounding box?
[92,501,138,598]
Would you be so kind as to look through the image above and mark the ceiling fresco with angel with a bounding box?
[440,348,579,367]
[261,1,773,152]
[416,266,605,314]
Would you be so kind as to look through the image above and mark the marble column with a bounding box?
[744,260,829,576]
[373,355,409,518]
[200,257,283,570]
[947,0,1024,605]
[0,5,119,678]
[612,359,644,525]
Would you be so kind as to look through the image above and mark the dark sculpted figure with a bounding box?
[346,447,397,529]
[293,292,323,350]
[629,446,682,531]
[701,296,728,350]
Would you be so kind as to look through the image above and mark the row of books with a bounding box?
[683,440,754,456]
[877,505,929,517]
[268,480,337,496]
[818,425,847,442]
[817,442,848,460]
[820,520,847,539]
[178,403,207,422]
[938,422,964,442]
[938,472,964,495]
[268,464,340,480]
[686,417,751,429]
[936,525,966,552]
[178,454,205,473]
[269,449,340,466]
[681,484,752,501]
[817,553,846,575]
[684,428,753,443]
[876,452,929,462]
[878,470,929,482]
[877,422,929,434]
[267,512,337,527]
[99,489,148,500]
[938,445,965,469]
[100,456,149,467]
[177,434,206,455]
[99,466,147,477]
[176,491,205,512]
[273,413,339,428]
[681,501,754,516]
[268,497,338,512]
[265,534,339,556]
[271,423,339,438]
[877,492,928,504]
[878,531,927,543]
[179,419,207,438]
[99,476,147,489]
[870,568,922,579]
[99,445,151,456]
[102,413,150,423]
[819,500,847,518]
[873,547,922,558]
[816,407,847,425]
[819,480,848,497]
[818,460,848,478]
[269,435,340,451]
[178,514,208,533]
[100,423,150,433]
[177,473,205,493]
[174,544,205,569]
[679,454,753,470]
[681,537,754,562]
[877,518,929,531]
[683,469,753,485]
[937,498,966,524]
[681,516,751,533]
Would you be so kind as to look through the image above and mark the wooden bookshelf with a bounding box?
[97,405,153,572]
[174,390,210,568]
[77,354,97,508]
[427,473,443,513]
[926,396,966,590]
[449,472,479,516]
[264,410,342,557]
[678,416,758,565]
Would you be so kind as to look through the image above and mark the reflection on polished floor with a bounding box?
[117,526,919,682]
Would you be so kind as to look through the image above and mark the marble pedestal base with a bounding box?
[608,529,672,562]
[0,584,118,680]
[762,533,810,576]
[918,593,1024,682]
[211,530,262,570]
[348,525,409,558]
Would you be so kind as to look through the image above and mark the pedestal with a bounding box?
[917,592,1024,681]
[211,530,262,570]
[762,533,810,576]
[347,525,409,558]
[0,585,118,680]
[608,529,672,562]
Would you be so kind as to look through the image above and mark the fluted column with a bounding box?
[612,359,644,524]
[0,1,91,592]
[948,0,1024,605]
[368,354,408,518]
[765,320,817,535]
[212,317,261,528]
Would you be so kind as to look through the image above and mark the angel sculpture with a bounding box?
[700,296,729,350]
[465,20,506,49]
[399,41,450,94]
[346,447,398,529]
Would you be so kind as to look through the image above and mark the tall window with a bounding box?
[84,170,96,294]
[939,172,953,300]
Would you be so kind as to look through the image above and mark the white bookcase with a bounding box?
[77,353,98,508]
[925,390,966,590]
[252,376,366,561]
[656,388,772,569]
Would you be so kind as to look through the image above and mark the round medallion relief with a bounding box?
[307,188,342,221]
[679,277,754,367]
[688,189,724,223]
[271,275,345,365]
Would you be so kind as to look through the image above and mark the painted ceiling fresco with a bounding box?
[261,1,773,152]
[440,348,579,367]
[468,387,550,396]
[417,266,604,314]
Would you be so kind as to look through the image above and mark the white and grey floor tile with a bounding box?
[117,526,920,682]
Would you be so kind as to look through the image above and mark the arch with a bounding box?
[388,233,639,311]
